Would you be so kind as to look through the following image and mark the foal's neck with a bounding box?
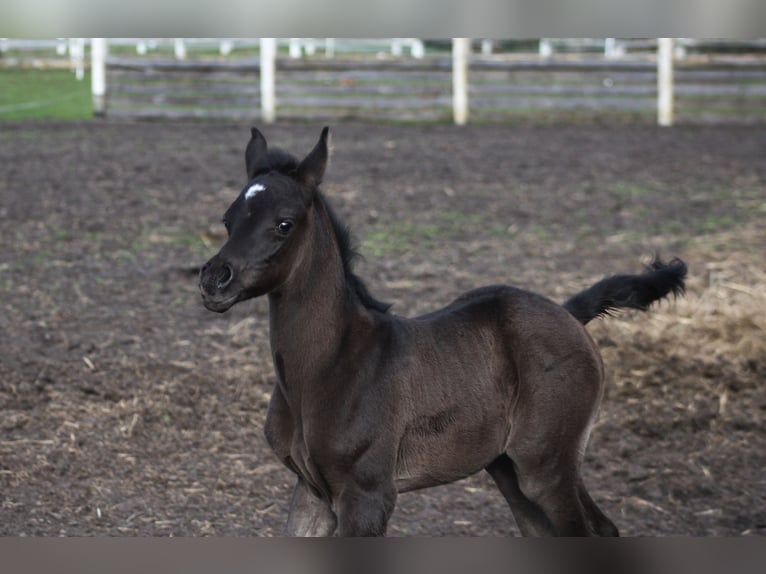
[267,198,372,395]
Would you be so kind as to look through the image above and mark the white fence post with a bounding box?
[260,38,277,123]
[70,37,85,80]
[174,38,187,60]
[539,38,553,58]
[410,39,424,59]
[91,38,108,116]
[452,38,469,126]
[657,38,674,126]
[289,38,302,58]
[220,40,233,56]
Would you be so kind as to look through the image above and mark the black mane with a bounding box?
[317,192,392,314]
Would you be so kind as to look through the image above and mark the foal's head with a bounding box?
[199,127,329,312]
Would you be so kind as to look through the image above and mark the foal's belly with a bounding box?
[393,406,509,493]
[391,326,513,492]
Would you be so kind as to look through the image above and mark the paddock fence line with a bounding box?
[8,38,765,126]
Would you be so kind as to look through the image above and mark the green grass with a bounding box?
[0,69,92,120]
[362,222,441,256]
[701,214,739,233]
[362,209,513,256]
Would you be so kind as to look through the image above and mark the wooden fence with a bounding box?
[87,38,766,125]
[4,38,765,125]
[100,58,766,125]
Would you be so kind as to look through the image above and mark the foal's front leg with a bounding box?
[335,480,397,537]
[285,478,337,536]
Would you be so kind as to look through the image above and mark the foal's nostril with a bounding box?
[217,264,234,289]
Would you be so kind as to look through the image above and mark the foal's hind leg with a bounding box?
[506,412,618,536]
[285,478,337,537]
[485,454,554,536]
[505,360,607,534]
[507,449,591,536]
[578,481,619,536]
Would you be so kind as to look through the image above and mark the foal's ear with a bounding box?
[245,126,270,180]
[295,127,330,197]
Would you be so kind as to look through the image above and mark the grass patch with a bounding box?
[362,222,441,256]
[362,209,526,256]
[612,181,657,198]
[701,214,739,233]
[0,69,92,120]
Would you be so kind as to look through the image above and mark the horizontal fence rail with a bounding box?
[104,56,260,120]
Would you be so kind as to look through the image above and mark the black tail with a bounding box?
[564,257,687,325]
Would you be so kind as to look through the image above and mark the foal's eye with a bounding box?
[276,220,294,236]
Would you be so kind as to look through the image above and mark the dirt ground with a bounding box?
[1,120,764,536]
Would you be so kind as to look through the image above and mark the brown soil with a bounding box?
[1,121,764,536]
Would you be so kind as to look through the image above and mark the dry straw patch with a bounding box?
[590,223,765,401]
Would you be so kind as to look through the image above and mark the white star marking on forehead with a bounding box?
[245,183,266,200]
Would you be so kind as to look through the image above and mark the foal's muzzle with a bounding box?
[199,258,238,312]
